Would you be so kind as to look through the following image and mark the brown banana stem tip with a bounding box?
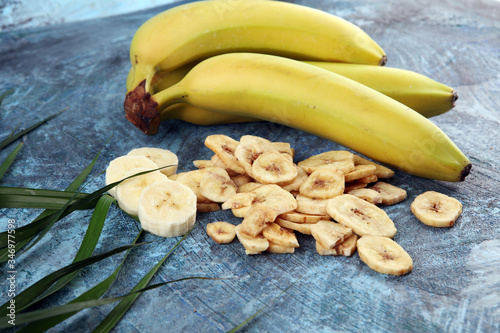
[124,80,160,135]
[451,90,459,107]
[378,55,387,66]
[460,163,472,181]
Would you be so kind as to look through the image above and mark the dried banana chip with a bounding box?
[251,150,297,184]
[199,169,237,203]
[344,165,377,182]
[370,181,407,205]
[278,211,330,224]
[267,241,296,254]
[262,222,300,248]
[310,220,353,249]
[357,235,413,275]
[353,155,394,178]
[234,135,273,176]
[315,234,358,256]
[299,168,345,199]
[410,191,462,227]
[281,166,308,192]
[206,221,235,244]
[231,174,253,187]
[295,194,330,215]
[241,203,279,237]
[275,217,312,235]
[205,134,245,174]
[297,150,355,174]
[174,169,211,203]
[197,202,221,213]
[237,182,263,193]
[357,174,378,184]
[344,181,368,192]
[347,188,383,205]
[235,224,269,253]
[326,194,397,238]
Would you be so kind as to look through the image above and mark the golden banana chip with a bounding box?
[410,191,462,227]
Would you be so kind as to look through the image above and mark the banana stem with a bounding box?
[124,81,185,135]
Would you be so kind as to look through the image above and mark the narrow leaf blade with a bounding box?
[92,223,197,333]
[0,241,150,317]
[0,142,23,180]
[0,107,67,151]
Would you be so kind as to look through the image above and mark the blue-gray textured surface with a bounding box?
[0,0,499,332]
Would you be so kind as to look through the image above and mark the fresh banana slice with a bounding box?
[204,134,245,174]
[297,150,355,174]
[240,203,278,237]
[262,222,299,248]
[299,168,345,199]
[353,155,394,179]
[197,202,221,213]
[310,220,353,249]
[281,166,308,192]
[251,150,297,184]
[344,165,377,182]
[278,211,330,223]
[326,194,397,238]
[295,194,330,215]
[346,188,383,205]
[410,191,463,227]
[275,217,312,235]
[206,221,236,244]
[127,147,178,177]
[137,180,196,237]
[315,234,358,256]
[235,224,269,254]
[199,169,237,203]
[357,235,413,275]
[115,167,168,217]
[267,241,295,254]
[237,182,263,193]
[105,155,159,197]
[370,181,407,205]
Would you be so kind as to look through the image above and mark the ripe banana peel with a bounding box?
[132,61,457,125]
[126,0,386,123]
[129,53,470,182]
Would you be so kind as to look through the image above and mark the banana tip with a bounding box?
[451,90,458,107]
[460,163,472,181]
[124,80,160,135]
[378,55,387,66]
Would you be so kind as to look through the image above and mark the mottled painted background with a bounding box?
[0,0,499,332]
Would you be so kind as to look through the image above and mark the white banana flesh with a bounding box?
[115,167,168,217]
[105,155,159,197]
[127,147,178,177]
[138,180,197,237]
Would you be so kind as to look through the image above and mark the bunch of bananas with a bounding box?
[124,0,471,182]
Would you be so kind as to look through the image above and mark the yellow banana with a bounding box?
[304,62,457,118]
[126,0,386,119]
[139,61,457,125]
[138,53,470,181]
